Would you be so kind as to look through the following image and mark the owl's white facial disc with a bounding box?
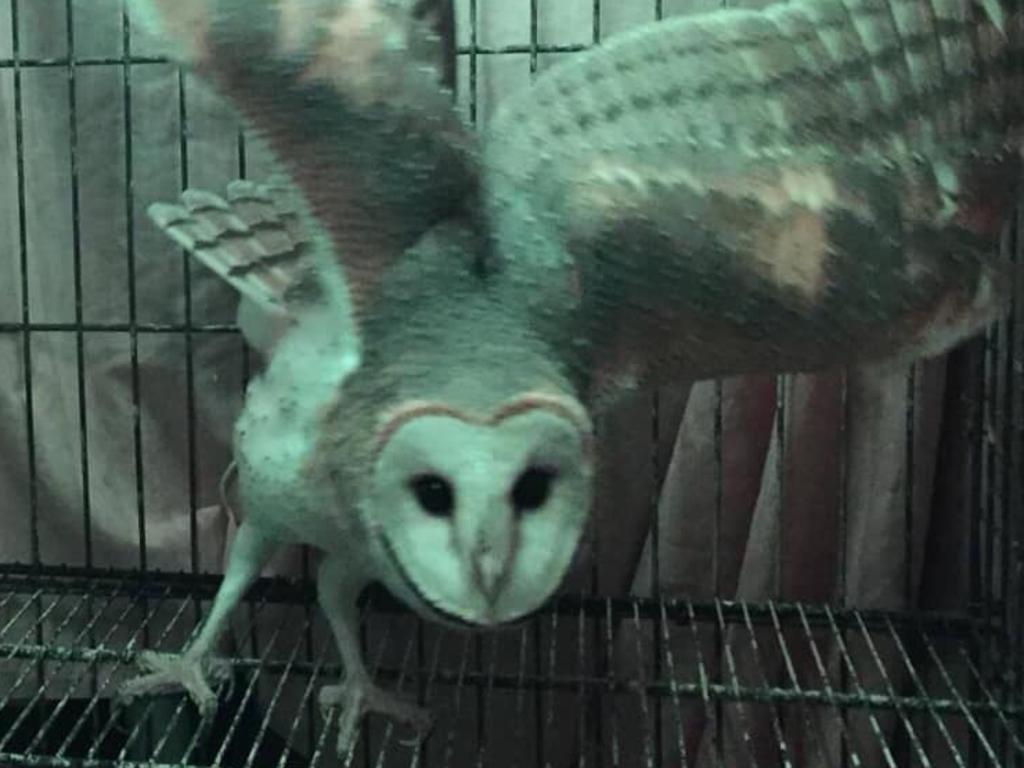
[369,397,593,627]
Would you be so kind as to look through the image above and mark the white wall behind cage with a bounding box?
[0,0,1022,766]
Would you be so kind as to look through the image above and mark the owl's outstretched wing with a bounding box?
[483,0,1021,405]
[149,179,316,354]
[131,0,477,322]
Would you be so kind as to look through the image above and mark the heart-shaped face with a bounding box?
[368,393,594,627]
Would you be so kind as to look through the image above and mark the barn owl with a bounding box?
[119,0,1020,755]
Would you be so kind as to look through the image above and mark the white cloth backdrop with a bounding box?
[0,1,1011,766]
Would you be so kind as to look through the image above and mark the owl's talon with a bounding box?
[320,678,433,756]
[118,651,230,718]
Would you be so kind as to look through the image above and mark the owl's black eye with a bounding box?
[511,466,557,513]
[410,474,455,517]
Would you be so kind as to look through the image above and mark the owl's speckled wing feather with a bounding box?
[148,179,316,353]
[132,0,476,321]
[483,0,1022,401]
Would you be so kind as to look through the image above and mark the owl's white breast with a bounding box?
[233,306,364,549]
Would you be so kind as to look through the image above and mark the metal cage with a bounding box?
[0,0,1021,766]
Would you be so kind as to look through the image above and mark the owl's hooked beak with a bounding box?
[460,499,519,607]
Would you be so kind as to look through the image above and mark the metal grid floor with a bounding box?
[0,566,1019,768]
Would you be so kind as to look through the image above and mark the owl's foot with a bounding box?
[118,651,232,718]
[319,677,433,755]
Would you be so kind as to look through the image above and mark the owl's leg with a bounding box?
[316,553,433,756]
[118,521,277,716]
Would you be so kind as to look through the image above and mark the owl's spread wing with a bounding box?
[149,179,315,353]
[132,0,477,322]
[483,0,1021,404]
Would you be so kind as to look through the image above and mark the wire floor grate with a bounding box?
[0,566,1019,768]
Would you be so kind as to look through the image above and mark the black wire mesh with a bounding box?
[1,0,1022,766]
[0,565,1020,768]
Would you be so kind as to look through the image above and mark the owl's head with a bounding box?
[322,251,595,627]
[367,392,593,627]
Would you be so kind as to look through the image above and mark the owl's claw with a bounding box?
[118,651,232,718]
[319,677,433,756]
